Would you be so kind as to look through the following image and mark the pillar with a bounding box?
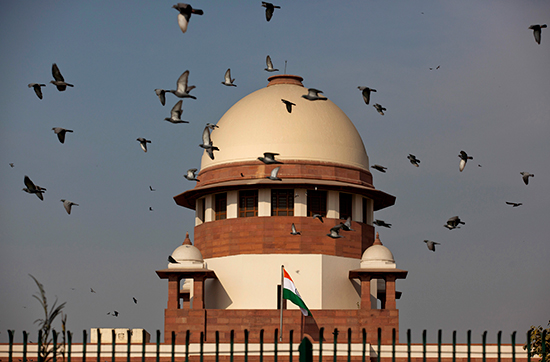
[360,276,372,310]
[168,275,180,309]
[385,275,396,310]
[192,276,205,309]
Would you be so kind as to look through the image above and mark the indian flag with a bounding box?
[282,268,311,316]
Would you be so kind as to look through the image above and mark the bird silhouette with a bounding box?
[302,88,327,101]
[164,100,188,124]
[458,150,473,172]
[312,214,324,223]
[136,137,151,152]
[424,240,440,252]
[22,175,46,201]
[327,225,344,239]
[529,24,547,44]
[266,166,282,181]
[155,89,167,106]
[373,219,391,228]
[50,63,73,91]
[28,83,46,99]
[407,154,420,167]
[52,127,73,144]
[444,216,465,230]
[168,70,196,99]
[281,99,296,113]
[133,297,138,304]
[371,164,387,173]
[221,68,236,87]
[199,126,219,160]
[358,86,377,105]
[184,168,199,181]
[172,3,203,33]
[261,2,280,22]
[258,152,283,164]
[373,103,386,115]
[520,172,534,185]
[61,199,79,215]
[265,55,279,72]
[505,201,522,207]
[290,223,301,235]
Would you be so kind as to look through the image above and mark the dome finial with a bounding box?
[374,232,383,245]
[183,232,192,245]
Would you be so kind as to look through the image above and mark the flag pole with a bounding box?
[280,265,284,342]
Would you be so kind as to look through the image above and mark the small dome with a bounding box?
[360,233,396,269]
[168,233,205,269]
[200,75,370,171]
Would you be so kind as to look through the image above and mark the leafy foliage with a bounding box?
[524,320,550,361]
[30,274,67,362]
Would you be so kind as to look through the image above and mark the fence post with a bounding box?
[347,328,352,362]
[542,330,547,362]
[38,329,43,362]
[274,328,279,362]
[377,328,381,362]
[126,329,130,362]
[23,331,28,362]
[260,329,264,362]
[244,329,249,362]
[511,331,516,362]
[422,330,427,362]
[437,330,442,362]
[497,331,502,362]
[96,328,100,362]
[299,337,313,362]
[362,329,367,362]
[67,331,72,362]
[83,330,87,362]
[452,331,456,362]
[111,330,115,362]
[289,330,294,362]
[482,331,487,362]
[53,330,58,362]
[156,330,161,362]
[319,327,324,362]
[215,331,220,362]
[407,329,411,362]
[141,329,146,362]
[393,328,397,362]
[527,330,531,362]
[230,330,235,362]
[8,330,14,362]
[184,331,189,362]
[334,328,340,362]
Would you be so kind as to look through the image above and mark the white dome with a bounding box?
[360,233,396,269]
[200,75,370,171]
[168,233,205,269]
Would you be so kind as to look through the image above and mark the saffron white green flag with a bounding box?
[282,268,311,316]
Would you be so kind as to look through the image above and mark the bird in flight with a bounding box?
[258,152,283,164]
[61,199,79,215]
[458,150,473,172]
[155,89,167,106]
[199,126,219,160]
[520,172,534,185]
[339,216,354,231]
[164,100,188,124]
[22,175,46,201]
[290,223,301,235]
[265,55,279,72]
[9,163,14,168]
[28,83,46,99]
[261,2,280,22]
[136,137,151,152]
[371,164,387,173]
[184,168,199,181]
[91,288,96,293]
[505,201,522,207]
[50,63,73,91]
[172,3,203,33]
[407,154,420,167]
[52,127,73,144]
[358,86,377,105]
[281,99,296,113]
[444,216,465,230]
[327,225,344,239]
[302,88,327,101]
[133,297,138,304]
[529,24,547,44]
[373,103,386,115]
[168,70,196,99]
[373,219,392,228]
[221,68,236,87]
[149,186,156,191]
[424,240,440,252]
[312,213,324,223]
[266,166,282,181]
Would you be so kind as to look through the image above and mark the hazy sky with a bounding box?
[1,1,549,344]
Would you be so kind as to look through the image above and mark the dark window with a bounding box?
[362,198,367,224]
[307,190,327,217]
[271,189,294,216]
[215,193,227,220]
[199,198,205,222]
[339,193,352,220]
[239,190,258,217]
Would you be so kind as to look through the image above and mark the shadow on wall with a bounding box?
[204,278,233,309]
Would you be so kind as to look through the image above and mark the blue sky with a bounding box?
[1,1,549,343]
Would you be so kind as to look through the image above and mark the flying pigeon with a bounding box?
[165,100,188,123]
[168,255,178,263]
[172,3,203,33]
[184,168,199,181]
[529,24,547,44]
[312,213,324,223]
[373,219,391,228]
[290,223,301,235]
[221,68,236,87]
[265,55,279,72]
[520,172,534,185]
[199,126,219,160]
[149,186,156,191]
[458,150,473,172]
[136,137,151,152]
[371,164,387,173]
[206,123,218,130]
[358,86,377,105]
[424,240,440,252]
[155,89,167,106]
[258,152,283,164]
[302,88,327,101]
[266,166,282,181]
[91,288,96,293]
[168,70,196,99]
[28,83,46,99]
[407,154,420,167]
[505,201,522,207]
[60,199,78,215]
[22,175,46,201]
[9,163,14,168]
[327,225,344,239]
[133,297,138,304]
[108,311,119,317]
[340,216,354,231]
[281,99,296,113]
[50,63,73,91]
[52,127,73,144]
[261,2,280,22]
[444,216,465,230]
[373,103,386,115]
[149,207,153,211]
